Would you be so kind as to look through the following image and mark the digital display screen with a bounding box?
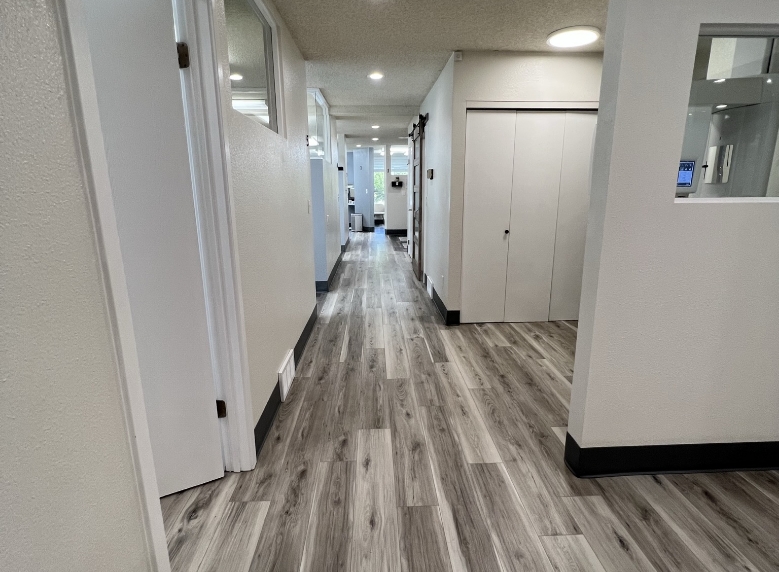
[677,161,695,187]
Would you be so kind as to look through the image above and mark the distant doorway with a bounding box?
[410,114,428,281]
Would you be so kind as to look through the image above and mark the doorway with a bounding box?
[460,110,597,323]
[410,114,427,281]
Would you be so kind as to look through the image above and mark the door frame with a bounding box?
[58,0,171,568]
[172,0,257,472]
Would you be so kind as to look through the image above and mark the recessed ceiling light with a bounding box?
[716,104,727,109]
[229,73,243,81]
[368,72,384,80]
[714,78,726,83]
[372,137,379,141]
[768,79,774,84]
[546,26,600,48]
[356,144,362,147]
[372,125,380,129]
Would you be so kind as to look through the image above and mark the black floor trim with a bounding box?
[385,228,407,235]
[254,382,281,456]
[341,236,350,253]
[254,305,318,457]
[294,305,318,366]
[564,432,779,478]
[431,285,460,326]
[315,250,344,292]
[363,226,375,233]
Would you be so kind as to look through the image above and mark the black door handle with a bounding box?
[504,229,510,235]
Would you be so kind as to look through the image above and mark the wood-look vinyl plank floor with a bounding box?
[197,501,269,572]
[541,535,607,572]
[387,378,438,507]
[163,232,779,572]
[398,505,453,572]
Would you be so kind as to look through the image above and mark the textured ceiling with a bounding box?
[273,0,608,139]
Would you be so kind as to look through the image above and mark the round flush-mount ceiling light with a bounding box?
[372,137,379,141]
[546,26,601,48]
[368,72,384,80]
[372,125,380,129]
[229,73,243,81]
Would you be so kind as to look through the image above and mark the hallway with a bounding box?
[162,231,779,572]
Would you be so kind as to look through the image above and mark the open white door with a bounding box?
[79,0,225,496]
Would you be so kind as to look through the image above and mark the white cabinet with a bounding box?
[461,110,597,323]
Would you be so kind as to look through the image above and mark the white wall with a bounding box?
[1,1,153,569]
[419,55,455,294]
[386,174,409,230]
[420,52,603,307]
[213,0,317,421]
[448,52,603,308]
[310,156,341,283]
[353,148,375,228]
[384,143,409,231]
[568,0,779,448]
[81,0,223,495]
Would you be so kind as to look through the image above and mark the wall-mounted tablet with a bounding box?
[677,160,695,187]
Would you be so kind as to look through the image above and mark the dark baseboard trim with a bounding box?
[255,305,318,457]
[294,305,318,366]
[431,285,460,326]
[315,250,344,292]
[254,382,281,456]
[362,226,375,233]
[564,432,779,478]
[341,236,350,253]
[385,228,407,235]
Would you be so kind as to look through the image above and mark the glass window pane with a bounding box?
[225,0,277,132]
[307,92,329,159]
[678,34,779,198]
[374,148,386,204]
[390,145,409,175]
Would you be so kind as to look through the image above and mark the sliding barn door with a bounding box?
[549,112,597,321]
[504,113,567,322]
[461,111,516,323]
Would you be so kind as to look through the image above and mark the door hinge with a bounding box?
[216,400,227,418]
[177,42,190,69]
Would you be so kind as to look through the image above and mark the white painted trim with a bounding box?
[174,0,256,472]
[56,0,170,569]
[466,100,600,110]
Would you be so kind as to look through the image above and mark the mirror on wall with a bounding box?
[677,33,779,198]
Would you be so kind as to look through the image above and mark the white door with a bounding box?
[504,113,566,322]
[461,111,517,323]
[82,0,225,497]
[549,112,597,320]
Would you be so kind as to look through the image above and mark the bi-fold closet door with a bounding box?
[461,109,596,323]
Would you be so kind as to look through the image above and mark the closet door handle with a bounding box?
[504,229,510,235]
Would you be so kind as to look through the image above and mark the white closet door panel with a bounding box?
[504,112,566,323]
[461,111,516,323]
[549,112,597,321]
